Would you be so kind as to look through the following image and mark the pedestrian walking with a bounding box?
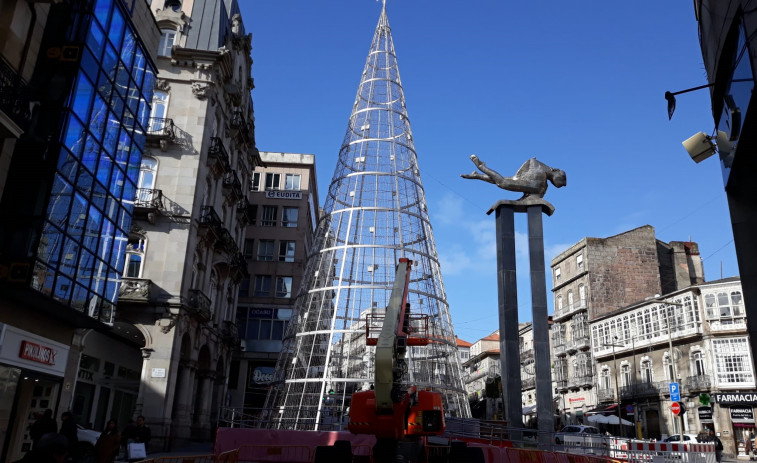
[94,420,120,463]
[30,409,58,449]
[747,432,755,461]
[708,430,723,463]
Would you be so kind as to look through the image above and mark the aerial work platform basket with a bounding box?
[365,312,430,346]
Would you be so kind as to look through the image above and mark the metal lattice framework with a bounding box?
[261,4,471,430]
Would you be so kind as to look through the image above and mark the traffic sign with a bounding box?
[625,404,634,413]
[671,402,681,416]
[670,382,680,401]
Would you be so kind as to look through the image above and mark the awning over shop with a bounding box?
[522,404,537,415]
[585,404,618,415]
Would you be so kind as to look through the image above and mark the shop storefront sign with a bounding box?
[265,190,302,200]
[569,397,585,403]
[698,406,713,422]
[0,325,69,376]
[249,366,275,386]
[730,406,755,424]
[713,392,757,405]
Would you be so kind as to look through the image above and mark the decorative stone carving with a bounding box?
[141,347,154,359]
[155,78,171,92]
[461,155,566,200]
[159,315,178,334]
[192,82,211,100]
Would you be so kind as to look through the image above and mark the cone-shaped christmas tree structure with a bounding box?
[262,3,471,429]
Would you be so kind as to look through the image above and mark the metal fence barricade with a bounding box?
[615,440,716,463]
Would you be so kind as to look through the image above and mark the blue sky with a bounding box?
[240,1,738,343]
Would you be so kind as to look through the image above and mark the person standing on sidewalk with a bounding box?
[747,433,755,461]
[707,430,723,463]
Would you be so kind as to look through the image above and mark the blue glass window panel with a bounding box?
[82,134,99,174]
[96,70,113,103]
[80,48,100,84]
[105,196,119,223]
[32,261,56,296]
[132,129,145,150]
[52,273,73,305]
[109,6,125,50]
[117,205,130,232]
[142,68,156,101]
[137,97,150,129]
[72,72,94,122]
[103,112,120,155]
[111,166,125,199]
[98,220,114,262]
[47,175,73,228]
[125,161,139,185]
[115,129,130,166]
[91,93,108,142]
[84,205,102,246]
[94,0,112,29]
[92,182,107,212]
[102,44,118,83]
[122,107,135,133]
[63,114,86,158]
[91,261,106,296]
[126,87,139,116]
[111,229,127,269]
[121,28,136,69]
[60,237,80,278]
[76,168,94,202]
[57,150,79,185]
[86,21,106,61]
[38,222,64,267]
[122,180,135,206]
[70,283,89,311]
[122,199,134,217]
[105,275,120,304]
[67,192,88,240]
[77,248,95,287]
[133,48,145,90]
[115,64,129,97]
[97,151,113,186]
[109,92,124,120]
[128,145,142,170]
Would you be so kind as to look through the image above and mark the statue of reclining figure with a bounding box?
[461,155,566,199]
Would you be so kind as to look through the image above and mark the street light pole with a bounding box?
[602,336,625,435]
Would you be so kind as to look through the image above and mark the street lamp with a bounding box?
[647,296,686,442]
[602,336,625,435]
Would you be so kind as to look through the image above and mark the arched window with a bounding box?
[557,295,563,311]
[579,284,586,306]
[621,363,631,387]
[209,270,218,314]
[124,236,146,278]
[641,359,653,383]
[567,290,574,310]
[663,352,675,381]
[600,367,611,390]
[691,350,706,376]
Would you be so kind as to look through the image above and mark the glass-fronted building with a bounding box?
[0,0,157,323]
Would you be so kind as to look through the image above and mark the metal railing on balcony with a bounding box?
[0,56,30,131]
[230,252,249,278]
[187,289,212,321]
[223,170,243,199]
[521,377,535,390]
[146,117,175,139]
[519,348,534,362]
[208,136,231,172]
[199,205,223,228]
[230,110,252,145]
[684,374,712,392]
[556,379,569,391]
[221,320,240,346]
[237,198,253,225]
[554,341,567,356]
[135,188,164,210]
[118,278,152,303]
[553,300,588,321]
[597,388,615,402]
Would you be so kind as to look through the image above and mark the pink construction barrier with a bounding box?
[215,428,377,455]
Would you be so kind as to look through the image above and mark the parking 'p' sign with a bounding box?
[669,382,680,402]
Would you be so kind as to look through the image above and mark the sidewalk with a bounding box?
[116,442,214,462]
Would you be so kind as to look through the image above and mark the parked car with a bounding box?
[554,425,601,445]
[663,433,700,443]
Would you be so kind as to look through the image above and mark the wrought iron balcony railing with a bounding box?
[199,205,223,228]
[237,198,253,225]
[208,136,231,172]
[187,289,212,322]
[146,117,175,139]
[519,348,534,362]
[597,388,615,402]
[521,376,536,390]
[223,170,243,199]
[230,252,249,278]
[135,188,164,210]
[221,320,240,347]
[0,56,30,132]
[230,110,252,145]
[684,374,712,392]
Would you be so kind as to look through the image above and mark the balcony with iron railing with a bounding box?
[553,300,588,322]
[199,205,223,229]
[568,375,593,389]
[118,278,153,303]
[0,55,31,135]
[146,118,175,151]
[187,289,212,322]
[684,374,712,393]
[521,376,536,390]
[230,252,249,279]
[556,379,569,392]
[519,348,534,362]
[221,320,240,347]
[237,198,252,225]
[230,110,252,145]
[619,381,658,398]
[135,188,164,210]
[597,388,615,403]
[223,170,243,201]
[208,136,231,173]
[554,340,567,357]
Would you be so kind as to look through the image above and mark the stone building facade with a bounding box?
[108,0,261,450]
[227,151,319,415]
[551,226,704,426]
[591,278,753,456]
